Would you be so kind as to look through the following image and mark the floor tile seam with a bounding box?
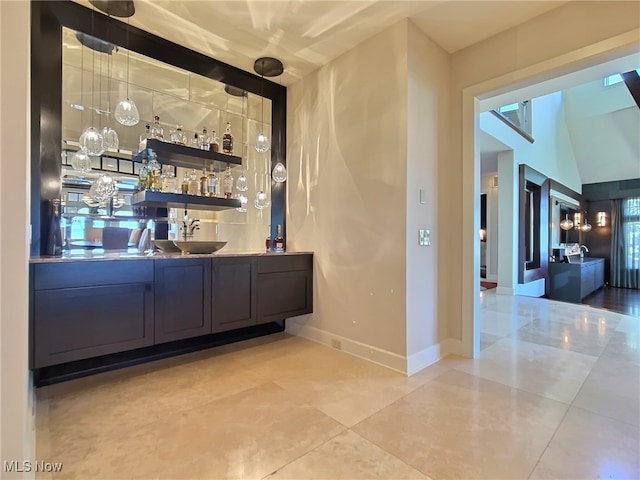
[503,337,601,361]
[568,403,640,430]
[345,427,437,480]
[258,427,348,480]
[525,402,573,480]
[446,365,576,407]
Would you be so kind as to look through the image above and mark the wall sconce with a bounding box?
[596,211,607,227]
[573,212,582,230]
[479,229,486,241]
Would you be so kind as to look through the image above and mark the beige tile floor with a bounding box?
[36,291,640,479]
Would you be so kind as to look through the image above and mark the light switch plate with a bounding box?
[419,229,430,246]
[419,189,426,204]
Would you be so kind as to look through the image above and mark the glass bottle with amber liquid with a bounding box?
[200,168,209,197]
[274,224,285,253]
[146,151,162,191]
[138,152,149,191]
[222,122,233,154]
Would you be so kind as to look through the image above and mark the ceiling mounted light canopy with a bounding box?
[224,85,247,97]
[253,57,284,77]
[75,32,117,54]
[88,0,135,18]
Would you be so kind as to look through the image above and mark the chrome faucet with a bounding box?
[580,245,589,258]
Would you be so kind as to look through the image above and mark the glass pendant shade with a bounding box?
[254,190,270,210]
[255,132,270,153]
[560,214,574,231]
[79,126,105,156]
[114,98,140,126]
[70,150,92,173]
[272,162,287,183]
[234,193,248,212]
[580,213,592,232]
[236,171,248,192]
[89,173,119,202]
[102,126,119,150]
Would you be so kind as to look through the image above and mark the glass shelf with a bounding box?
[134,139,242,170]
[131,190,241,211]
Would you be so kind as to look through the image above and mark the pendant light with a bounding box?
[236,91,249,192]
[580,211,592,232]
[271,61,287,183]
[115,18,140,126]
[70,39,92,173]
[101,16,119,150]
[254,58,270,153]
[560,213,574,230]
[89,173,119,203]
[79,13,105,157]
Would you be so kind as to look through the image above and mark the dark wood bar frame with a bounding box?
[30,0,287,256]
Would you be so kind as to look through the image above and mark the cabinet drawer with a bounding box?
[257,254,313,273]
[34,260,153,290]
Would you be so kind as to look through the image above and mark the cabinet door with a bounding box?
[154,258,211,344]
[580,263,596,298]
[256,255,313,324]
[595,260,605,290]
[211,257,256,333]
[33,283,153,368]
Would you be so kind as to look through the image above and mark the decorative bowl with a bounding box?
[172,240,228,254]
[152,239,182,253]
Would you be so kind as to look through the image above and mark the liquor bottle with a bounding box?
[170,125,187,145]
[146,151,162,191]
[138,152,149,191]
[188,169,200,196]
[274,224,285,252]
[150,115,164,140]
[222,122,233,154]
[198,127,210,151]
[191,132,199,148]
[138,124,150,151]
[200,168,209,197]
[223,165,234,199]
[207,164,219,197]
[209,130,220,152]
[181,170,189,194]
[46,199,63,256]
[161,164,177,193]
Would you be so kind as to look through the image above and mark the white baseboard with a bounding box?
[495,286,515,296]
[406,344,443,375]
[286,321,464,376]
[285,321,408,373]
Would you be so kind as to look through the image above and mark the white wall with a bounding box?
[286,21,410,369]
[405,21,449,372]
[480,91,583,193]
[0,0,35,476]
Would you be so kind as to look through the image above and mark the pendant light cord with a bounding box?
[125,18,130,99]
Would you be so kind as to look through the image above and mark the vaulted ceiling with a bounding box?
[75,0,638,184]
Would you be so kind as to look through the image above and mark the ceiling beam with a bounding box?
[621,70,640,109]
